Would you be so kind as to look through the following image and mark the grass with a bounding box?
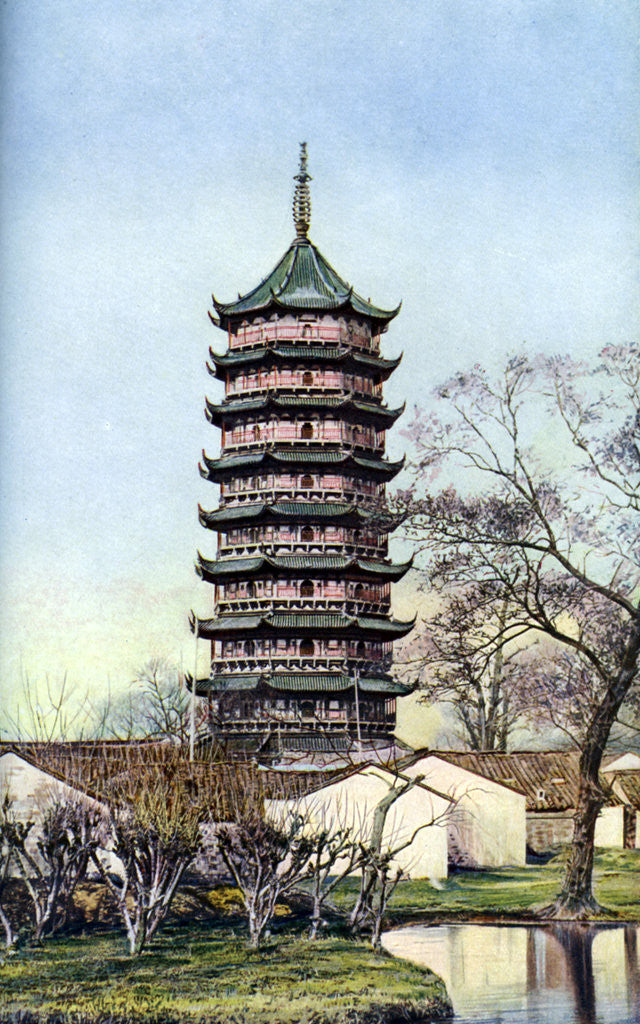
[1,849,638,1022]
[329,848,640,922]
[0,926,452,1024]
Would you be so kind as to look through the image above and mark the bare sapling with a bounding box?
[216,778,314,950]
[305,815,360,939]
[6,793,102,944]
[91,768,206,956]
[0,794,32,949]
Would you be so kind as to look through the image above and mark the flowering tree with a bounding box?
[404,345,639,916]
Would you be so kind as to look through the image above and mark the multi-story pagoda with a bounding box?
[192,145,414,758]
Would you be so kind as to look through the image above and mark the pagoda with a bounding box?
[191,145,414,758]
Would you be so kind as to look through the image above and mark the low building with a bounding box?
[268,762,452,880]
[424,750,639,854]
[401,753,526,868]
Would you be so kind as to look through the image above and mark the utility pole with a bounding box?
[190,615,198,762]
[354,665,362,748]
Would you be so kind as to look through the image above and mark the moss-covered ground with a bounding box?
[0,926,451,1024]
[1,849,638,1023]
[330,848,640,923]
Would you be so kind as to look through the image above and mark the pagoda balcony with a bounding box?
[203,716,395,737]
[225,380,384,401]
[220,484,383,505]
[217,540,389,558]
[216,597,391,615]
[220,437,386,456]
[209,654,390,674]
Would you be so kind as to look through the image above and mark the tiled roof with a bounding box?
[207,345,402,380]
[404,750,582,811]
[198,500,402,531]
[610,771,640,809]
[204,394,404,426]
[195,552,412,581]
[200,447,405,481]
[192,610,415,640]
[211,239,400,327]
[197,672,412,696]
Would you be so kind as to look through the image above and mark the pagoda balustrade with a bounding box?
[218,539,388,559]
[220,580,390,602]
[229,319,381,353]
[220,477,383,504]
[216,596,391,615]
[225,370,383,399]
[208,699,395,727]
[221,422,384,451]
[213,646,391,672]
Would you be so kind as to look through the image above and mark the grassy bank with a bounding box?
[0,926,452,1024]
[330,848,640,922]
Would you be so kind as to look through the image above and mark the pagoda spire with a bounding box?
[292,142,312,240]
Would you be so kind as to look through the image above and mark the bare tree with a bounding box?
[4,794,102,944]
[216,810,313,949]
[0,795,31,948]
[401,590,529,750]
[91,767,206,956]
[404,344,640,916]
[304,816,360,940]
[99,658,190,743]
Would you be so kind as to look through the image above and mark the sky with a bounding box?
[0,0,638,736]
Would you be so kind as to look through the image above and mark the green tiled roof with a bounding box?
[198,500,402,531]
[212,239,400,328]
[204,394,404,427]
[195,672,413,696]
[207,345,402,380]
[191,610,415,640]
[195,552,413,582]
[200,447,405,481]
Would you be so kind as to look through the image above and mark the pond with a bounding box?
[382,923,640,1023]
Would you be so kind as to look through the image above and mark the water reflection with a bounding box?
[382,922,640,1023]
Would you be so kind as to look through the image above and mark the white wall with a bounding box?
[0,751,115,876]
[594,805,625,848]
[402,756,527,868]
[268,764,450,880]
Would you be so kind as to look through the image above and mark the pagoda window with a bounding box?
[353,426,361,445]
[354,583,365,597]
[301,421,314,440]
[301,474,314,488]
[247,582,256,598]
[300,579,314,598]
[252,425,261,441]
[302,371,313,386]
[301,526,314,542]
[244,640,255,657]
[300,639,315,657]
[356,641,366,657]
[302,324,312,338]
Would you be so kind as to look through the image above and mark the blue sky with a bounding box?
[0,1,637,724]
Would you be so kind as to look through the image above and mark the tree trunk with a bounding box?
[0,903,14,949]
[545,616,640,917]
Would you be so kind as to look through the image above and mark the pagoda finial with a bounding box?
[292,142,312,240]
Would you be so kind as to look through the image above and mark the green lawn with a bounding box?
[0,926,452,1024]
[330,848,640,922]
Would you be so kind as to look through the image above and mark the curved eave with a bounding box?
[196,673,413,696]
[191,610,415,640]
[200,448,405,482]
[195,552,413,583]
[198,500,402,531]
[207,346,403,381]
[204,394,404,427]
[212,240,400,329]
